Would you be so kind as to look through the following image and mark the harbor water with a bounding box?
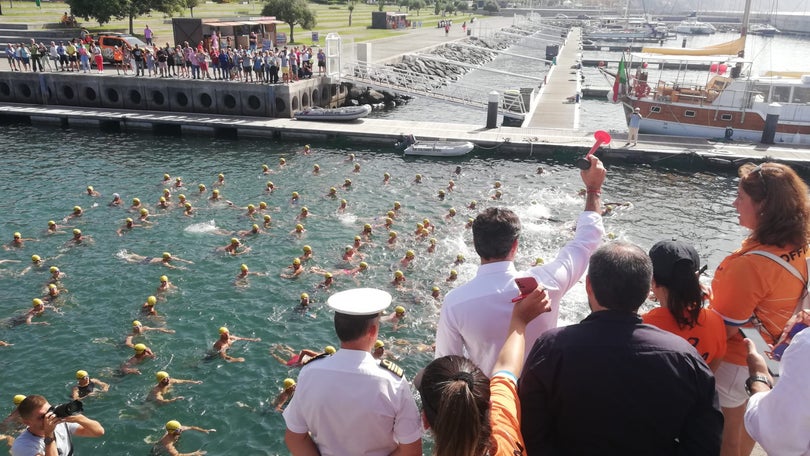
[0,121,751,454]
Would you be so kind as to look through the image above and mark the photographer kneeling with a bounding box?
[11,395,104,456]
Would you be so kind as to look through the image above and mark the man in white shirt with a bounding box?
[284,288,422,456]
[11,395,104,456]
[434,155,606,375]
[744,313,810,455]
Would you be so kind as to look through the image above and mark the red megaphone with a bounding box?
[577,130,612,170]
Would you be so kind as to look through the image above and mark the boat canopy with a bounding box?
[640,36,744,56]
[630,52,749,63]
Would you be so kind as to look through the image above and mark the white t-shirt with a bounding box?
[11,422,79,456]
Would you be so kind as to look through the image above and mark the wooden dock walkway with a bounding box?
[526,27,582,130]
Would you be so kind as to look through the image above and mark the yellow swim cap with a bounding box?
[384,172,390,178]
[230,238,240,245]
[147,296,157,305]
[262,164,269,170]
[354,163,360,169]
[303,245,312,252]
[374,340,384,349]
[178,194,186,200]
[300,292,309,299]
[73,229,81,235]
[212,189,219,195]
[295,224,304,231]
[73,206,82,212]
[354,235,361,241]
[134,343,147,353]
[432,286,440,292]
[301,206,308,213]
[31,255,41,262]
[218,173,224,179]
[165,420,181,431]
[218,327,229,335]
[160,275,168,282]
[283,378,296,389]
[48,220,56,226]
[324,272,333,279]
[133,198,140,204]
[87,185,94,191]
[185,203,192,209]
[430,238,437,244]
[75,370,88,379]
[162,252,171,259]
[329,187,336,193]
[13,232,21,238]
[13,394,26,405]
[387,211,395,218]
[50,266,59,273]
[48,284,57,290]
[394,201,401,208]
[389,231,397,238]
[394,270,404,278]
[267,181,274,187]
[132,320,142,327]
[415,174,422,179]
[159,197,166,203]
[156,371,169,382]
[279,158,286,164]
[293,258,301,266]
[241,264,248,271]
[176,177,182,182]
[450,269,458,276]
[199,184,206,190]
[325,346,336,354]
[313,164,320,170]
[385,218,393,224]
[163,188,170,195]
[251,224,259,231]
[32,298,43,307]
[359,262,368,269]
[263,214,271,221]
[247,204,255,210]
[457,254,464,260]
[449,208,456,214]
[125,217,133,223]
[163,173,171,180]
[340,199,347,205]
[363,223,371,230]
[259,202,267,209]
[406,250,415,258]
[345,179,351,184]
[395,306,405,314]
[438,190,445,196]
[291,192,299,198]
[345,245,353,252]
[140,208,148,215]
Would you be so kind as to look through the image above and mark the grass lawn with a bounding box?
[0,1,478,45]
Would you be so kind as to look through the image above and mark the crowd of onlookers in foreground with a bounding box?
[5,32,326,85]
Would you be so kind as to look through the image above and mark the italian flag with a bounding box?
[612,55,627,102]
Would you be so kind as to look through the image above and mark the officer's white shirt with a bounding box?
[283,348,422,456]
[435,211,604,375]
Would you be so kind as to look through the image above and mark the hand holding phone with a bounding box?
[512,277,538,303]
[739,327,780,377]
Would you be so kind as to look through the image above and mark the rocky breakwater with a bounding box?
[343,29,535,107]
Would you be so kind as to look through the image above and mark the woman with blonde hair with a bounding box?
[711,162,810,456]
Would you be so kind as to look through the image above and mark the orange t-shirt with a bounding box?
[489,375,526,456]
[711,238,807,365]
[642,306,727,364]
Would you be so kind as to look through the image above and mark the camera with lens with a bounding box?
[49,400,83,418]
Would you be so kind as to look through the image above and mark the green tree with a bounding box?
[184,0,199,17]
[262,0,315,44]
[347,0,357,26]
[408,0,425,14]
[377,0,384,11]
[66,0,181,32]
[433,0,441,14]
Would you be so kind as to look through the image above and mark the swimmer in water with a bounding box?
[492,189,503,200]
[66,228,92,246]
[380,306,406,330]
[361,223,372,240]
[235,264,267,285]
[49,266,65,283]
[431,286,441,300]
[262,164,272,175]
[141,296,160,317]
[85,185,100,197]
[352,235,364,251]
[125,320,175,348]
[24,298,57,326]
[290,224,306,238]
[266,181,276,193]
[273,379,297,412]
[446,269,458,282]
[46,220,69,234]
[413,174,422,184]
[279,157,287,168]
[211,326,260,363]
[236,224,263,238]
[437,189,446,201]
[345,153,355,162]
[290,191,300,205]
[214,173,225,187]
[392,270,406,288]
[117,218,141,236]
[387,231,398,246]
[198,183,206,195]
[262,214,272,229]
[299,293,310,307]
[63,205,84,222]
[447,180,455,192]
[317,272,334,289]
[281,258,305,279]
[465,217,474,229]
[219,238,251,256]
[270,344,335,368]
[4,232,36,250]
[454,165,462,177]
[400,250,415,268]
[312,164,320,175]
[244,204,257,218]
[156,275,174,294]
[138,208,153,224]
[326,187,337,199]
[383,172,390,184]
[147,371,202,405]
[299,245,313,262]
[423,218,434,233]
[338,199,347,213]
[161,173,171,185]
[153,420,215,456]
[342,178,352,189]
[468,200,477,210]
[42,283,60,302]
[109,193,123,206]
[71,370,110,400]
[258,201,268,212]
[373,340,386,360]
[353,163,361,173]
[393,201,402,213]
[296,206,310,221]
[120,343,156,375]
[444,207,457,221]
[122,252,193,269]
[341,245,362,262]
[157,196,170,210]
[162,188,172,201]
[183,202,194,216]
[383,218,394,231]
[454,254,465,266]
[130,197,143,211]
[174,177,183,188]
[302,144,311,155]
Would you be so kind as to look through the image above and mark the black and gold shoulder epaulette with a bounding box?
[302,353,329,366]
[379,359,403,378]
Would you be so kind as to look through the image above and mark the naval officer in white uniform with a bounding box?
[283,288,423,456]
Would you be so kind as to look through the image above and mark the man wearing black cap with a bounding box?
[519,241,723,455]
[283,288,422,456]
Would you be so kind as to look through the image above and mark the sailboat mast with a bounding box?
[742,0,752,37]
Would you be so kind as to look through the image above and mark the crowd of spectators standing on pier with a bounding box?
[4,29,327,84]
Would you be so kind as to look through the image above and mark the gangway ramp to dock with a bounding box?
[526,27,583,130]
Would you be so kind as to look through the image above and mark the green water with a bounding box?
[0,123,745,455]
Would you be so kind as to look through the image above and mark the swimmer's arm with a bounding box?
[174,257,194,264]
[285,429,320,456]
[94,379,110,392]
[70,386,80,401]
[124,335,135,348]
[173,378,203,385]
[234,336,261,342]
